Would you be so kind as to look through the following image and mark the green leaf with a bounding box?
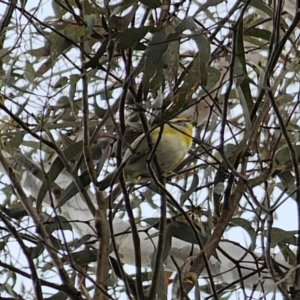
[144,218,207,245]
[197,0,224,11]
[176,17,210,85]
[84,38,109,69]
[116,27,150,50]
[214,182,224,195]
[235,18,253,120]
[278,171,295,190]
[277,242,296,265]
[57,170,92,208]
[139,0,161,8]
[85,15,95,35]
[244,28,271,41]
[36,141,83,211]
[46,215,73,234]
[52,0,67,18]
[62,249,98,265]
[0,202,28,220]
[5,133,25,152]
[45,291,67,300]
[180,174,199,205]
[67,234,95,250]
[213,167,226,216]
[69,74,81,108]
[205,66,221,91]
[264,227,298,248]
[275,145,300,164]
[143,29,169,96]
[27,242,44,259]
[243,0,273,17]
[150,249,167,300]
[229,218,256,250]
[25,60,35,83]
[53,76,68,89]
[170,221,207,245]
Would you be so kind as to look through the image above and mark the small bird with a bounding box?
[97,117,194,190]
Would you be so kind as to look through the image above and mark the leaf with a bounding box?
[278,171,295,190]
[45,291,67,300]
[139,0,161,8]
[264,227,298,248]
[69,74,81,108]
[229,218,256,250]
[25,60,35,83]
[36,141,83,211]
[219,143,237,159]
[0,202,28,220]
[244,28,271,41]
[53,76,68,89]
[36,25,86,76]
[142,29,169,96]
[27,46,49,58]
[116,27,150,50]
[85,15,95,35]
[197,0,224,11]
[214,182,224,195]
[67,234,95,250]
[27,242,44,259]
[169,221,207,245]
[204,66,221,91]
[274,145,300,191]
[52,0,67,18]
[50,235,64,250]
[46,215,73,234]
[110,0,137,16]
[84,39,109,69]
[62,249,98,265]
[57,170,92,208]
[5,133,25,152]
[176,17,211,85]
[275,145,300,164]
[174,54,202,106]
[277,242,296,265]
[180,174,199,205]
[150,250,167,300]
[93,99,107,118]
[235,18,253,126]
[213,166,226,216]
[243,0,273,17]
[144,218,207,245]
[35,59,52,77]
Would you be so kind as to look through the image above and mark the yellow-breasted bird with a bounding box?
[97,117,194,190]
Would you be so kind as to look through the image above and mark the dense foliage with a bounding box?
[0,0,299,299]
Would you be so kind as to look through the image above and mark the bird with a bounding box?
[97,117,194,190]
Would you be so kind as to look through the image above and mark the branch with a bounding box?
[0,151,83,300]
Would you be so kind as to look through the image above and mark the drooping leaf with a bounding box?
[143,29,170,96]
[36,141,83,210]
[263,227,298,248]
[67,234,95,250]
[46,215,73,234]
[57,170,92,208]
[45,291,68,300]
[27,242,44,259]
[139,0,161,8]
[62,249,98,265]
[229,218,257,250]
[116,27,150,50]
